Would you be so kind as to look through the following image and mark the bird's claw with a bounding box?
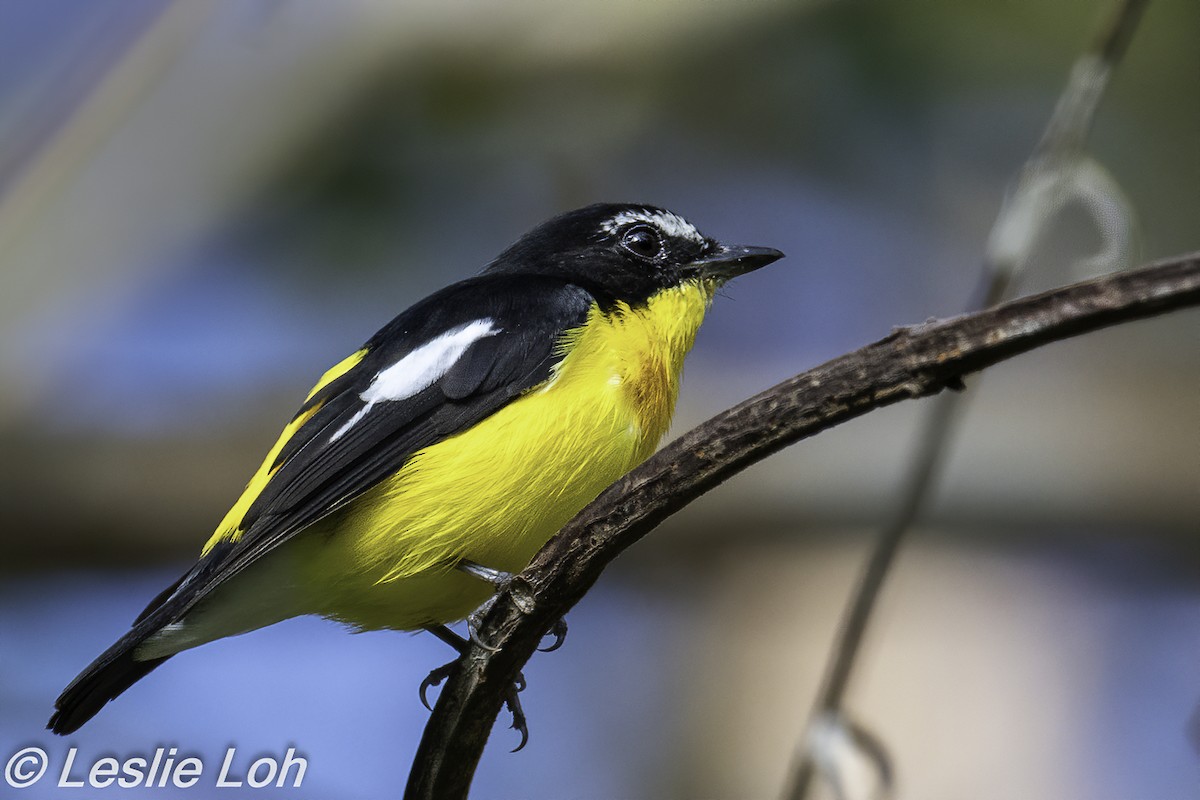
[419,660,456,711]
[504,673,529,752]
[538,617,568,652]
[466,596,501,652]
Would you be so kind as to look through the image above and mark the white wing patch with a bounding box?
[601,209,705,245]
[328,319,500,442]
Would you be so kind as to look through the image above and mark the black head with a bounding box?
[484,203,783,309]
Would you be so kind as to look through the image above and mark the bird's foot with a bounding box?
[458,560,568,652]
[417,657,530,751]
[466,597,568,653]
[421,623,531,751]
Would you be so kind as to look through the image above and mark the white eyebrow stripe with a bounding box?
[600,210,705,244]
[328,319,500,442]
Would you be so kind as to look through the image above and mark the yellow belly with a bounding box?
[289,280,714,631]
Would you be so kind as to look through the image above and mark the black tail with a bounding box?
[48,641,170,735]
[49,542,245,734]
[48,573,188,735]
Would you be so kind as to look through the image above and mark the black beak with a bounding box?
[687,243,785,282]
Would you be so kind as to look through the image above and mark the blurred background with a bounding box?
[1,1,1197,798]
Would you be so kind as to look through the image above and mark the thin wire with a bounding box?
[782,1,1151,797]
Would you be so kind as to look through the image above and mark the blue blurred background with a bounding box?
[1,1,1197,798]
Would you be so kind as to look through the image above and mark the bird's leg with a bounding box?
[420,624,530,751]
[456,559,569,653]
[457,559,511,587]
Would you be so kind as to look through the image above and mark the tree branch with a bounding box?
[405,251,1200,800]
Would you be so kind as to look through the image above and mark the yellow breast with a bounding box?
[567,278,715,445]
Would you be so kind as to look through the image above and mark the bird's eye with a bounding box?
[620,225,662,259]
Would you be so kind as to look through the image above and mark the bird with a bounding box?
[48,202,783,742]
